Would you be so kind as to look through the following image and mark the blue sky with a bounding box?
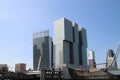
[0,0,120,70]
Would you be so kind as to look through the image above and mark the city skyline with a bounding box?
[0,0,120,70]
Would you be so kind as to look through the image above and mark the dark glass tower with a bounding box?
[33,30,52,70]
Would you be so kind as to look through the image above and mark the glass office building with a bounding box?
[54,18,88,69]
[33,30,52,70]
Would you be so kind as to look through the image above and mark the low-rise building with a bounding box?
[15,63,26,73]
[0,64,8,73]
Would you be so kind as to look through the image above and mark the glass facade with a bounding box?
[54,18,88,68]
[33,31,52,70]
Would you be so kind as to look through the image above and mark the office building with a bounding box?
[88,50,96,69]
[78,27,88,66]
[15,63,26,73]
[33,30,52,70]
[54,18,87,69]
[0,64,8,73]
[106,49,117,69]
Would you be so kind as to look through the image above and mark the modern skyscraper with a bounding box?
[106,49,117,69]
[54,18,87,69]
[33,30,52,70]
[78,27,88,66]
[88,50,96,69]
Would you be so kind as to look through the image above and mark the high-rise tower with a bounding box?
[88,50,96,69]
[33,30,52,70]
[54,18,88,69]
[79,27,88,66]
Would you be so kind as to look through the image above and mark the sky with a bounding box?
[0,0,120,70]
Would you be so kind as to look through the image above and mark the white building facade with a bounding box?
[88,50,96,68]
